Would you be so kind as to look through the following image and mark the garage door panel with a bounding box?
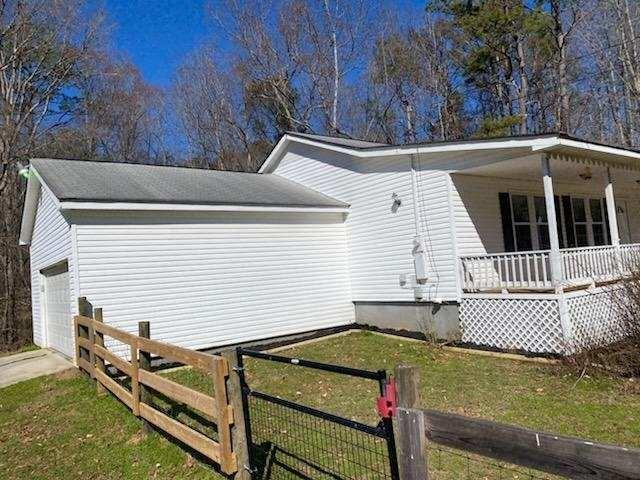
[43,265,73,357]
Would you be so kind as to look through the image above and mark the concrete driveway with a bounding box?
[0,349,73,388]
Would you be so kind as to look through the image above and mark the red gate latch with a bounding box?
[376,377,397,418]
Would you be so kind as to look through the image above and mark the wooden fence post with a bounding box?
[138,321,152,434]
[212,354,237,475]
[221,349,251,480]
[93,308,106,395]
[76,297,93,376]
[394,365,428,480]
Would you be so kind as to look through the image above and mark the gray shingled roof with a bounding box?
[30,158,348,208]
[286,132,388,149]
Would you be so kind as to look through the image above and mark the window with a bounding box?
[589,198,607,246]
[510,194,533,251]
[572,198,589,247]
[500,192,615,253]
[534,196,550,250]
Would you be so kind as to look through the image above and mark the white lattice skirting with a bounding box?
[460,288,631,355]
[460,296,566,354]
[566,287,627,350]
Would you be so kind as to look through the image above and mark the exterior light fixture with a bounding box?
[17,162,30,179]
[578,167,592,181]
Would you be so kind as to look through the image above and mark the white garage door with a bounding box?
[42,263,73,358]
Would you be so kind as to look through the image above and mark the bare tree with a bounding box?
[173,46,261,171]
[0,0,103,349]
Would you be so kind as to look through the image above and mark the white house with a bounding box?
[20,132,640,357]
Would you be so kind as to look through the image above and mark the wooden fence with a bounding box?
[73,298,238,475]
[394,366,640,480]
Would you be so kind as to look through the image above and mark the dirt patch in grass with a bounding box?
[53,368,80,381]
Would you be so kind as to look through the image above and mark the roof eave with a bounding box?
[59,201,349,214]
[19,166,62,246]
[261,133,640,174]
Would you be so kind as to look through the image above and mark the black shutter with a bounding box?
[561,195,575,248]
[554,195,564,248]
[603,197,612,242]
[499,192,515,252]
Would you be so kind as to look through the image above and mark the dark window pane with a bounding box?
[590,199,603,222]
[593,224,606,246]
[512,195,530,222]
[534,196,547,223]
[515,224,533,251]
[538,228,551,250]
[603,198,611,242]
[572,198,586,222]
[575,224,589,247]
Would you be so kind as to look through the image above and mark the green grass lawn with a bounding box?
[1,331,639,479]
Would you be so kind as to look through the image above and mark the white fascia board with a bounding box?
[19,166,62,246]
[59,201,349,214]
[261,134,563,173]
[30,167,62,209]
[259,135,290,173]
[18,173,41,245]
[532,137,640,160]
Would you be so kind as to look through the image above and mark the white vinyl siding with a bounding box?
[273,144,417,301]
[73,211,354,357]
[273,144,460,301]
[29,188,76,347]
[415,167,459,300]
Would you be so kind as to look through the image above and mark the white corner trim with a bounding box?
[58,201,349,214]
[70,224,81,305]
[446,173,462,302]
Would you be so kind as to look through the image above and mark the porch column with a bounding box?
[605,167,622,272]
[605,167,620,247]
[541,154,563,286]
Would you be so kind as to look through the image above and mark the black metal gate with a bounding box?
[236,348,400,480]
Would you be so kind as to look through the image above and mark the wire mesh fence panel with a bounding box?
[248,395,394,480]
[428,444,563,480]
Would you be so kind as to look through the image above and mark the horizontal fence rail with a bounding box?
[73,309,237,475]
[422,408,640,480]
[460,243,640,292]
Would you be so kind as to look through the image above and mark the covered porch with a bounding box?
[448,140,640,354]
[453,148,640,294]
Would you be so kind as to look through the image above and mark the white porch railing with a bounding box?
[459,250,553,291]
[459,243,640,291]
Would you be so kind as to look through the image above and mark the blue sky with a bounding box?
[104,0,212,86]
[101,0,426,87]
